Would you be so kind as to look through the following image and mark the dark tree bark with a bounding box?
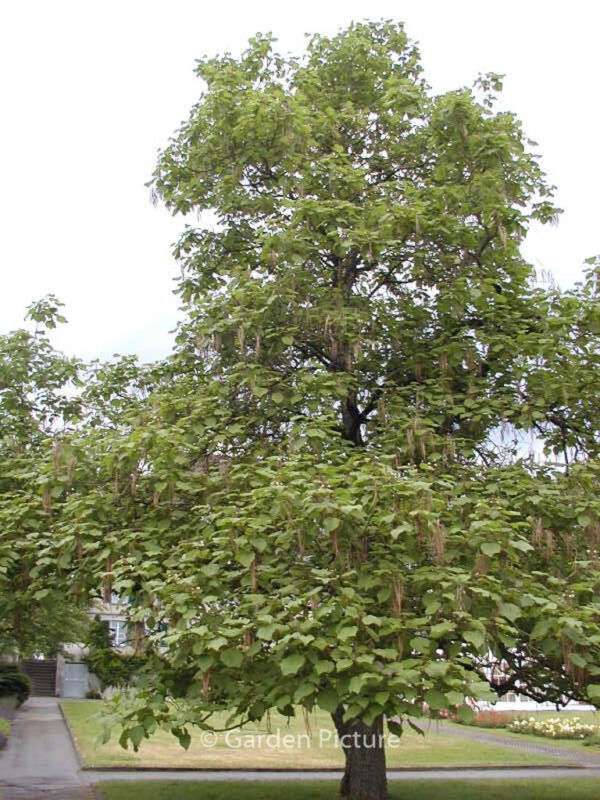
[332,709,388,800]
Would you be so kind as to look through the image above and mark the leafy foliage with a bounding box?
[3,21,600,800]
[0,664,31,706]
[85,618,146,691]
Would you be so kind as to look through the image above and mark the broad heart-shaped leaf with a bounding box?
[424,689,447,710]
[387,719,403,737]
[480,542,501,557]
[256,623,276,641]
[456,704,475,723]
[463,629,485,649]
[280,653,306,676]
[317,688,340,713]
[587,684,600,700]
[323,517,340,532]
[128,725,146,751]
[499,603,522,622]
[220,649,244,668]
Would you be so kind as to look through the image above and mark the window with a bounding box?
[108,620,127,647]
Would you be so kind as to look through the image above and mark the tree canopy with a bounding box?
[3,22,599,800]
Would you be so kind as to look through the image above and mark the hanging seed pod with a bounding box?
[420,436,427,460]
[440,352,449,376]
[67,456,76,483]
[250,559,258,591]
[465,348,476,373]
[114,466,121,499]
[392,580,404,617]
[565,533,576,561]
[406,427,415,458]
[201,670,211,697]
[297,531,305,558]
[311,595,318,616]
[243,629,253,651]
[545,529,555,560]
[213,333,222,353]
[331,531,340,558]
[42,485,52,512]
[532,518,544,547]
[52,442,62,471]
[152,490,160,509]
[330,339,339,361]
[455,585,466,611]
[396,635,404,659]
[474,553,489,575]
[76,535,83,564]
[429,522,446,564]
[237,327,245,351]
[255,333,262,358]
[497,222,507,248]
[134,621,147,655]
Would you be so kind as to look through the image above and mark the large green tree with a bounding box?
[45,23,599,800]
[0,298,89,657]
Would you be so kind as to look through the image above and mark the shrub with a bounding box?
[0,664,31,706]
[509,716,598,740]
[85,617,146,691]
[583,732,600,747]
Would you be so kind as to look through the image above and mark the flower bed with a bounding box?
[462,711,514,729]
[509,716,598,740]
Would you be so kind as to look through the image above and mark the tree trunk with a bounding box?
[332,709,388,800]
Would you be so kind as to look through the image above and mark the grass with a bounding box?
[61,700,562,769]
[447,715,600,754]
[0,717,9,736]
[96,779,600,800]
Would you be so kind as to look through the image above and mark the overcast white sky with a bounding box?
[1,1,598,362]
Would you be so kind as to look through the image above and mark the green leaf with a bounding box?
[280,654,306,676]
[424,689,447,710]
[128,725,145,750]
[324,517,340,532]
[463,630,484,649]
[317,688,340,713]
[220,649,243,668]
[499,603,521,622]
[480,542,501,557]
[456,704,474,723]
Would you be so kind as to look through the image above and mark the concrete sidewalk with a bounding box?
[0,697,93,800]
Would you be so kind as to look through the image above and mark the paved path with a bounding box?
[439,722,600,767]
[0,697,93,800]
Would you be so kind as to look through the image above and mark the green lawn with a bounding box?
[96,779,600,800]
[445,716,600,755]
[61,701,562,769]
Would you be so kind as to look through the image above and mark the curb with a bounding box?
[59,700,85,769]
[81,763,585,773]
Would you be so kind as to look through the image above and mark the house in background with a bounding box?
[20,594,131,698]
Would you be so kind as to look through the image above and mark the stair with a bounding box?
[20,659,57,697]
